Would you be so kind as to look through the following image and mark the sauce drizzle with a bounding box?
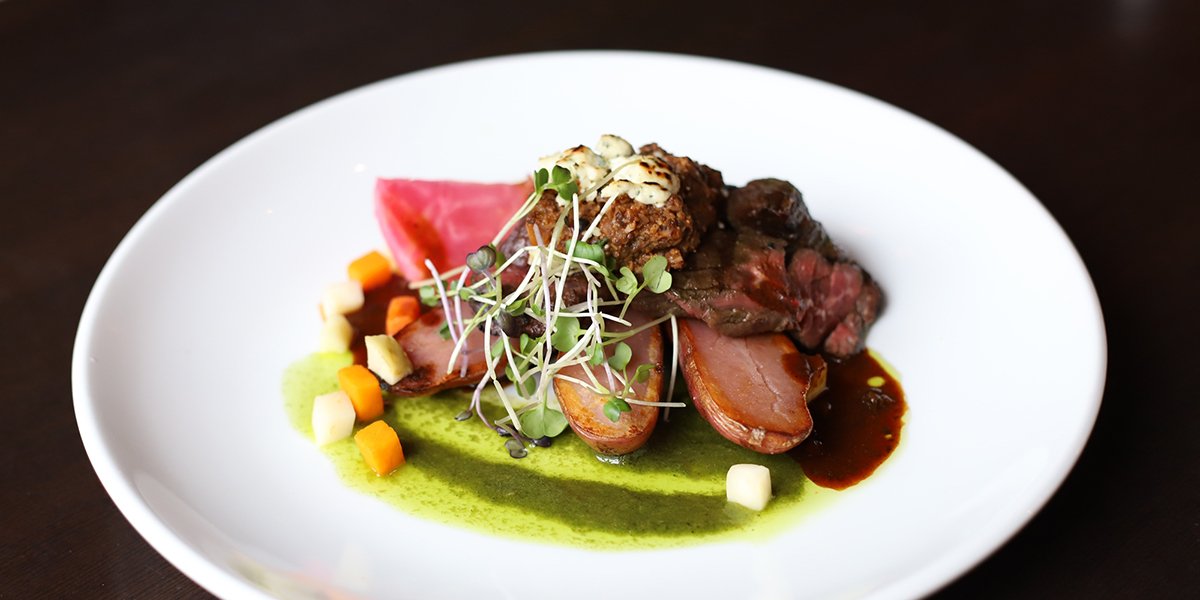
[790,350,906,489]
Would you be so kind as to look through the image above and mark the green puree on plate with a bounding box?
[283,352,831,549]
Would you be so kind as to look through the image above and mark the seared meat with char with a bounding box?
[510,148,882,358]
[727,178,839,259]
[637,178,883,358]
[525,145,726,270]
[634,228,796,337]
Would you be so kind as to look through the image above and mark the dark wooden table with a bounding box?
[3,0,1197,597]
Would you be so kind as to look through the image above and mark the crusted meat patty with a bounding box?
[525,144,725,270]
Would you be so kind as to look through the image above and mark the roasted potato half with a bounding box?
[554,313,664,455]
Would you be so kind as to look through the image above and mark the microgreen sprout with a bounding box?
[415,164,686,455]
[603,396,632,422]
[466,244,499,273]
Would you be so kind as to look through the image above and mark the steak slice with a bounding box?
[634,228,797,337]
[726,178,839,259]
[636,179,883,358]
[788,248,883,357]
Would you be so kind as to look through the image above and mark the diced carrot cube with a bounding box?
[385,296,421,336]
[337,365,384,421]
[355,420,405,476]
[347,251,393,291]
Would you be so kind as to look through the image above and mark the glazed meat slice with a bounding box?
[553,313,664,455]
[677,319,826,454]
[386,308,497,397]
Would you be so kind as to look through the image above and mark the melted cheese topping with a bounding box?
[537,145,609,197]
[599,155,679,208]
[536,135,680,207]
[595,134,634,162]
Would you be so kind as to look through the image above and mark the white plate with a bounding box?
[72,51,1105,600]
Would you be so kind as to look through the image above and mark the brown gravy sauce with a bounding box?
[345,276,415,365]
[790,350,906,489]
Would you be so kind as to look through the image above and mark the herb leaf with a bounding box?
[572,241,605,264]
[437,322,452,340]
[542,406,569,437]
[549,315,581,353]
[519,333,536,354]
[505,297,527,315]
[587,344,605,366]
[608,341,632,370]
[521,403,569,438]
[466,244,498,273]
[603,397,631,422]
[641,255,672,293]
[419,285,440,307]
[615,267,639,294]
[505,364,537,396]
[649,271,672,294]
[633,362,654,383]
[547,165,579,201]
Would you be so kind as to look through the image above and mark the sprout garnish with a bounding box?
[413,166,687,454]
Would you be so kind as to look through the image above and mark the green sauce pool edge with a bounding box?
[283,353,835,550]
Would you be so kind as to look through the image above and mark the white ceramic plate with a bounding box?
[72,51,1105,600]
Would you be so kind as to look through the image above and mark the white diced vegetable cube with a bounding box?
[364,334,413,385]
[318,313,354,352]
[321,281,364,317]
[312,391,355,446]
[726,464,772,511]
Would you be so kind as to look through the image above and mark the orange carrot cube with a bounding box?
[337,365,384,421]
[385,296,421,336]
[347,251,393,291]
[355,420,405,476]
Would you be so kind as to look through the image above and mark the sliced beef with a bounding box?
[788,248,883,357]
[726,178,838,259]
[495,171,881,359]
[633,228,797,336]
[635,178,883,358]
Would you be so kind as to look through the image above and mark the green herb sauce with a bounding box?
[283,352,833,549]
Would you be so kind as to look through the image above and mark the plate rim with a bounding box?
[71,49,1107,600]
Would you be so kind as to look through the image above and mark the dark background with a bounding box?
[2,0,1197,597]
